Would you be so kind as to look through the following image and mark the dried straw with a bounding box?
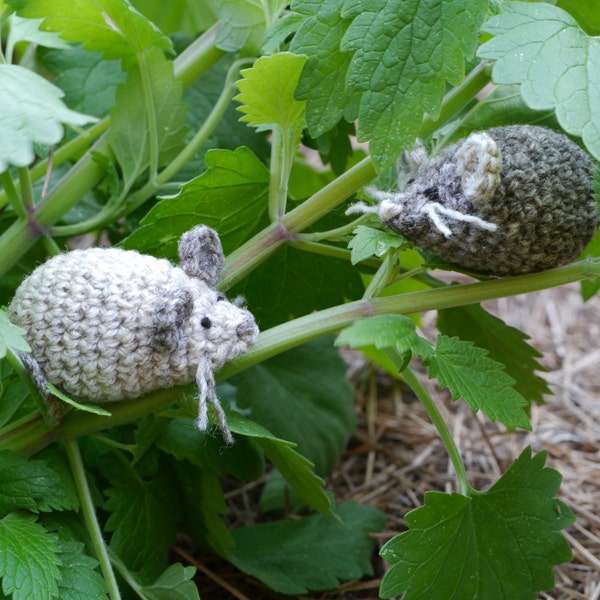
[186,283,600,599]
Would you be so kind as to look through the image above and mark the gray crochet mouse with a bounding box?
[358,125,598,275]
[8,225,258,444]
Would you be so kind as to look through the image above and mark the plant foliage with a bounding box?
[0,0,598,598]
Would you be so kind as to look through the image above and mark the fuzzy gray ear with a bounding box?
[178,226,225,286]
[455,131,502,204]
[151,287,194,353]
[396,139,428,191]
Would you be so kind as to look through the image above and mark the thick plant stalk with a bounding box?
[2,256,598,455]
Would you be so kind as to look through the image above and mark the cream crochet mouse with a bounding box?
[353,125,598,275]
[8,225,258,444]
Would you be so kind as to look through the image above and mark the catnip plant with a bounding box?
[0,1,599,599]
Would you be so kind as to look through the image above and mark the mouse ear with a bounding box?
[178,226,225,286]
[151,286,194,353]
[455,131,502,204]
[396,139,428,191]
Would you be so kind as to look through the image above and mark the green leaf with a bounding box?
[581,170,600,300]
[336,314,434,361]
[212,0,288,54]
[34,448,80,513]
[109,47,188,191]
[228,413,334,516]
[130,0,217,36]
[121,146,270,257]
[0,512,61,600]
[0,311,30,359]
[0,450,78,514]
[41,46,127,117]
[129,416,170,465]
[180,56,270,178]
[0,377,31,429]
[0,64,97,172]
[347,225,409,265]
[427,335,531,430]
[104,462,180,578]
[438,84,559,147]
[557,0,600,35]
[173,462,234,552]
[8,0,173,69]
[55,539,108,600]
[290,0,358,137]
[478,1,600,160]
[437,305,550,405]
[139,563,199,600]
[262,11,306,54]
[47,383,112,416]
[225,501,386,594]
[236,245,364,329]
[380,447,575,600]
[341,0,488,168]
[230,337,356,475]
[582,229,600,300]
[157,418,265,481]
[235,52,307,139]
[6,14,71,56]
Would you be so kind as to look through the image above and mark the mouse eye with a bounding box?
[201,317,212,329]
[423,186,440,202]
[216,294,226,302]
[407,178,415,185]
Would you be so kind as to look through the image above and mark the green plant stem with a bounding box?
[288,240,361,263]
[17,166,34,211]
[268,128,285,220]
[0,120,111,212]
[363,252,395,299]
[138,54,160,182]
[220,156,378,289]
[0,25,227,276]
[4,348,53,425]
[63,438,122,600]
[219,63,492,290]
[419,60,491,140]
[0,387,185,454]
[0,136,109,275]
[41,235,62,257]
[400,364,469,495]
[171,22,227,89]
[220,257,600,377]
[108,549,151,599]
[3,257,598,455]
[0,171,26,218]
[49,59,249,238]
[297,214,370,243]
[121,58,249,215]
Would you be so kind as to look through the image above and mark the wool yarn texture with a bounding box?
[8,225,258,444]
[364,125,599,276]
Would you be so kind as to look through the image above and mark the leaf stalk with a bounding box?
[400,364,470,495]
[63,438,122,600]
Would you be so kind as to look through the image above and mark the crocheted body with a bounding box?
[377,125,598,275]
[8,246,257,402]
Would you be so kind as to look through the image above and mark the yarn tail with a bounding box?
[195,364,235,445]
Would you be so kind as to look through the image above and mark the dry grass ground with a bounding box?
[188,283,600,600]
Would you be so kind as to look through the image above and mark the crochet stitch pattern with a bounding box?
[8,225,258,444]
[363,125,599,276]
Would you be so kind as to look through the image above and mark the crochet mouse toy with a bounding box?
[355,125,598,275]
[8,225,258,444]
